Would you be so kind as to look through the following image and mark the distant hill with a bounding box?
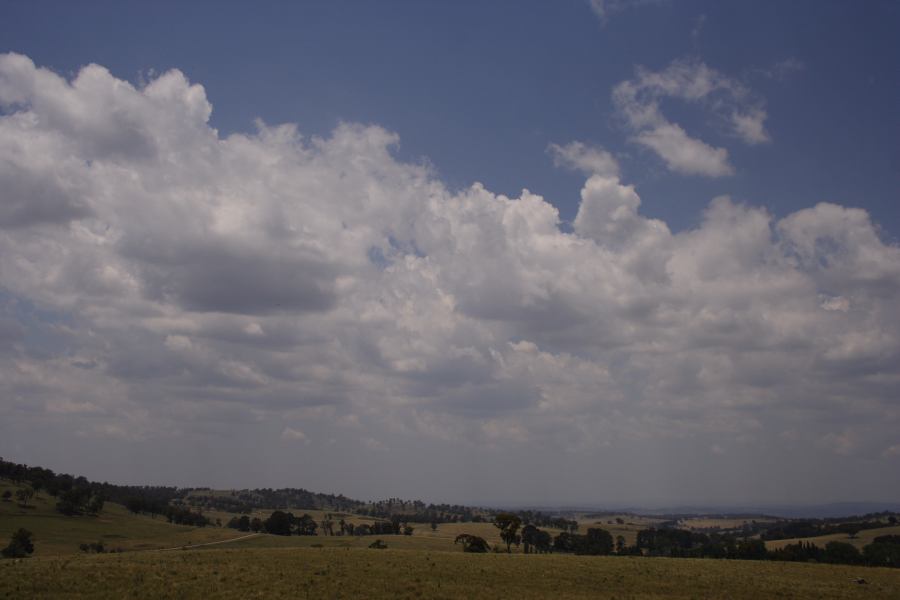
[0,457,489,525]
[517,502,900,520]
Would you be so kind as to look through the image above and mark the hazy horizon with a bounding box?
[1,1,899,509]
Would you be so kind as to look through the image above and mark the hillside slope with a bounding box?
[0,481,244,556]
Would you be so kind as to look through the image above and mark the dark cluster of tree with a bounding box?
[0,457,182,518]
[1,529,34,559]
[78,541,107,554]
[630,527,768,559]
[160,505,210,527]
[225,511,418,537]
[484,514,900,569]
[491,513,599,555]
[184,488,363,514]
[183,491,496,526]
[583,511,638,521]
[760,514,898,541]
[120,494,210,528]
[768,536,900,568]
[360,498,489,524]
[227,510,318,536]
[553,529,616,555]
[620,526,900,568]
[513,510,578,533]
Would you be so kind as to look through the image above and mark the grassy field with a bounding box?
[2,546,899,599]
[676,517,777,530]
[765,524,900,551]
[580,514,666,546]
[0,481,245,556]
[4,479,900,598]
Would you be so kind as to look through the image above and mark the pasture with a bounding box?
[581,514,667,546]
[2,546,899,599]
[0,482,244,556]
[765,524,900,551]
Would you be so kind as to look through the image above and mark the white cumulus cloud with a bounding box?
[613,57,770,176]
[1,54,899,501]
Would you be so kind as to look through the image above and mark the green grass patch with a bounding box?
[0,481,244,556]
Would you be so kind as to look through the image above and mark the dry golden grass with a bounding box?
[580,514,665,546]
[765,524,900,551]
[3,546,899,599]
[676,517,776,530]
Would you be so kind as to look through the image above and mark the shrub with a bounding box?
[2,529,34,559]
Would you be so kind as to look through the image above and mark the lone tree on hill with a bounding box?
[2,528,34,558]
[493,513,522,553]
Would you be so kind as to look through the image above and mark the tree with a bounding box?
[553,532,576,553]
[521,524,539,554]
[295,514,318,536]
[86,495,104,515]
[863,538,900,568]
[455,534,490,553]
[493,513,522,553]
[250,517,263,533]
[15,487,34,508]
[79,541,105,554]
[578,528,614,555]
[125,497,144,514]
[321,517,334,536]
[430,521,438,532]
[615,535,626,553]
[2,528,34,558]
[823,541,861,565]
[534,530,553,554]
[1,491,11,502]
[264,511,293,536]
[735,539,768,561]
[238,515,251,532]
[56,488,90,516]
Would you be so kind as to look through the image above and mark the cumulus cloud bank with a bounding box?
[1,54,898,501]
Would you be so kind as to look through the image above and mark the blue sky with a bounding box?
[5,0,898,236]
[1,1,899,507]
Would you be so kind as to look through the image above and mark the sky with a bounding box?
[0,0,899,508]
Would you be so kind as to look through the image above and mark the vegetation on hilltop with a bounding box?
[2,457,899,570]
